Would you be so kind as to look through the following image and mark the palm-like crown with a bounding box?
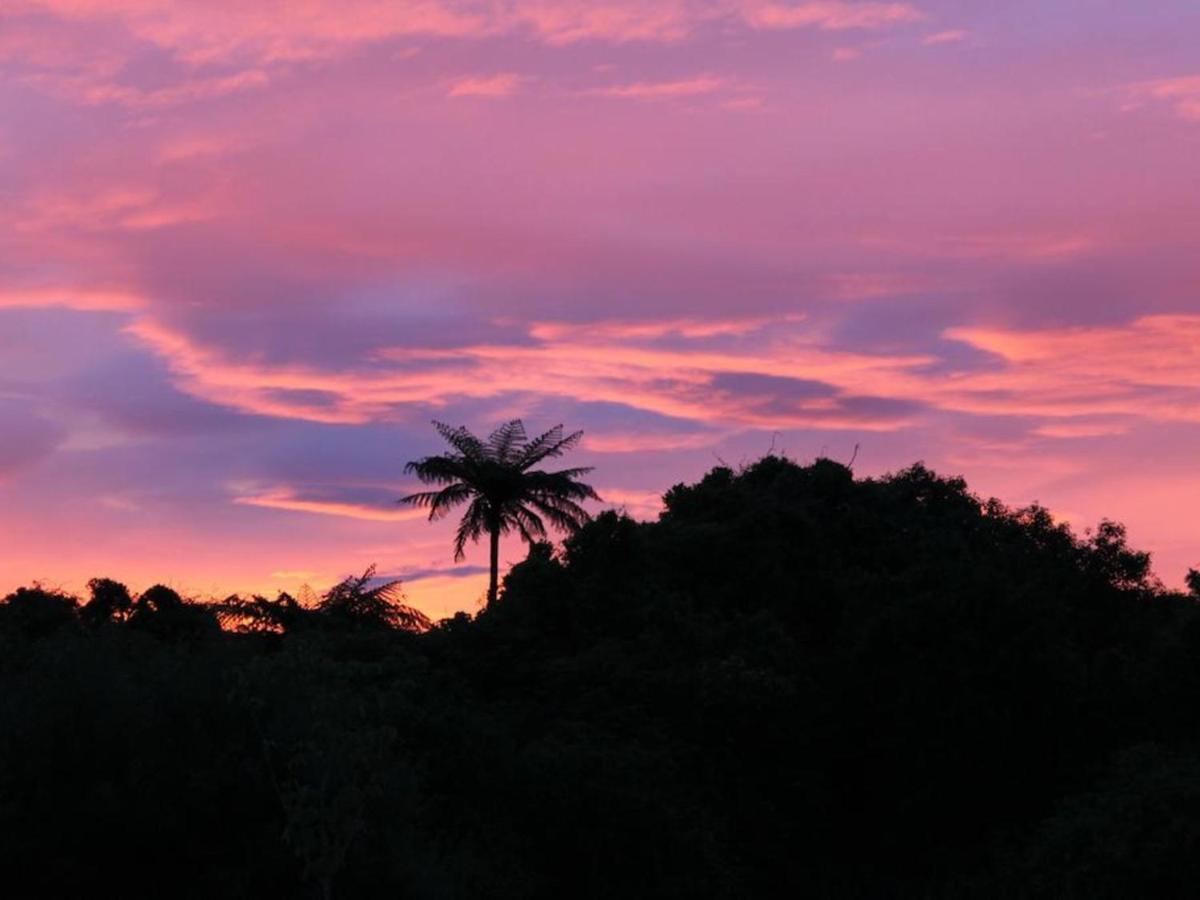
[403,420,600,560]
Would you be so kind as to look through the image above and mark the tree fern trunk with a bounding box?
[487,525,500,609]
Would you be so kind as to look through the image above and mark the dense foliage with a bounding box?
[3,457,1200,898]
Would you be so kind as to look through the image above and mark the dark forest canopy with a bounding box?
[4,457,1200,898]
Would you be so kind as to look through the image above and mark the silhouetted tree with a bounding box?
[402,420,599,608]
[128,584,219,639]
[217,590,307,634]
[316,565,430,631]
[1084,520,1156,591]
[80,577,132,627]
[0,585,77,637]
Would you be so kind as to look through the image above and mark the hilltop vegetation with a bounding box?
[3,457,1200,898]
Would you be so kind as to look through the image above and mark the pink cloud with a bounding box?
[234,489,425,523]
[514,2,697,44]
[33,67,271,108]
[14,0,925,66]
[1031,422,1131,439]
[740,1,923,31]
[528,313,804,341]
[922,29,967,45]
[16,184,224,234]
[940,316,1200,423]
[592,74,727,100]
[117,308,1200,442]
[119,310,931,431]
[583,431,724,453]
[1122,75,1200,122]
[156,133,249,162]
[592,74,729,100]
[447,72,524,98]
[868,230,1099,263]
[0,287,143,311]
[19,0,492,64]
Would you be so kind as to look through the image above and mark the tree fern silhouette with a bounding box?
[402,420,599,608]
[317,565,430,631]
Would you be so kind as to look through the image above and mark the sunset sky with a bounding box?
[2,1,1199,617]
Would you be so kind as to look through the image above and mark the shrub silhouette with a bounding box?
[216,568,429,635]
[0,585,77,637]
[127,584,220,639]
[3,455,1200,898]
[217,590,307,634]
[80,577,133,627]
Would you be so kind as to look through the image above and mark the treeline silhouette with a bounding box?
[4,456,1200,898]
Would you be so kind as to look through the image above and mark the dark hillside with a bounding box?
[3,457,1199,898]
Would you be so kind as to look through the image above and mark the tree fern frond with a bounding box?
[402,483,474,520]
[527,496,591,534]
[519,427,584,469]
[317,565,431,632]
[453,498,489,562]
[509,504,548,544]
[401,489,446,508]
[433,420,487,461]
[487,419,527,465]
[525,469,601,502]
[405,455,470,485]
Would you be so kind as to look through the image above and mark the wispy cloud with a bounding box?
[124,311,931,431]
[922,29,967,45]
[6,0,928,117]
[26,67,270,109]
[12,0,927,75]
[516,2,698,44]
[448,72,525,98]
[896,231,1098,262]
[1120,75,1200,122]
[740,1,923,31]
[591,74,727,100]
[941,316,1200,422]
[0,287,144,312]
[1031,422,1130,439]
[128,308,1200,441]
[386,564,490,583]
[528,314,803,341]
[235,488,424,523]
[583,430,723,453]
